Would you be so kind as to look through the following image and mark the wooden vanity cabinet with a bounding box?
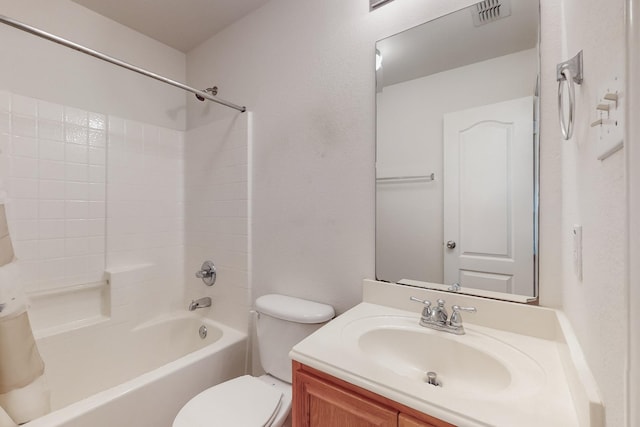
[292,361,455,427]
[398,413,441,427]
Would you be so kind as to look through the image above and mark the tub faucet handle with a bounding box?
[195,261,216,286]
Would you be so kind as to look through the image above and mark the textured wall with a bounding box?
[628,1,640,424]
[186,0,628,422]
[186,0,480,314]
[539,0,627,425]
[2,0,626,421]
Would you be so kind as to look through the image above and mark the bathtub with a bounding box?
[25,313,247,427]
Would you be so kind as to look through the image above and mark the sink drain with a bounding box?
[426,371,441,387]
[199,325,208,339]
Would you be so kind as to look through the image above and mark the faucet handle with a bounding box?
[450,305,477,327]
[409,296,431,306]
[452,305,476,312]
[409,296,432,320]
[195,260,217,286]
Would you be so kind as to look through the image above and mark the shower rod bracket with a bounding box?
[196,86,218,101]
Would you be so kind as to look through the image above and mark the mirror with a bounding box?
[375,0,539,301]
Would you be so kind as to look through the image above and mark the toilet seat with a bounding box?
[173,375,284,427]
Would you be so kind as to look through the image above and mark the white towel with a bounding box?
[0,375,50,424]
[0,204,14,268]
[0,263,26,319]
[0,262,50,424]
[0,405,17,427]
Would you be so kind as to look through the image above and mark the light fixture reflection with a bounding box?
[370,0,395,11]
[376,49,383,71]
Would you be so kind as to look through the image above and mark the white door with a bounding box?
[443,96,534,295]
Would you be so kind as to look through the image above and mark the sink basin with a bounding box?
[341,315,545,399]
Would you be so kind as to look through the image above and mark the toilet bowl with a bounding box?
[173,294,334,427]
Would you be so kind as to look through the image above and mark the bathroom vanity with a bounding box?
[293,361,452,426]
[290,280,604,427]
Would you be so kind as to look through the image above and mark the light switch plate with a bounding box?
[573,225,583,281]
[595,76,623,160]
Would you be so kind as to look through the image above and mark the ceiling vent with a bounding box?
[472,0,512,26]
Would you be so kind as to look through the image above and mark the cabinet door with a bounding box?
[295,371,397,427]
[399,413,437,427]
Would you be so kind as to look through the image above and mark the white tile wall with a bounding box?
[1,91,106,292]
[106,116,185,322]
[0,89,249,337]
[1,91,186,330]
[184,114,250,331]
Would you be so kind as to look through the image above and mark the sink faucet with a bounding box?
[410,297,476,335]
[189,297,212,311]
[429,299,449,325]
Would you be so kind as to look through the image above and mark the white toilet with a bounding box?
[173,294,335,427]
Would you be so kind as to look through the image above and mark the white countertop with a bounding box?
[290,280,604,427]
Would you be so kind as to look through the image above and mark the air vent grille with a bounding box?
[472,0,512,26]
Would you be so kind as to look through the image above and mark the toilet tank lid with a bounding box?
[255,294,335,324]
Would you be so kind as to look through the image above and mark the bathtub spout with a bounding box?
[188,297,212,311]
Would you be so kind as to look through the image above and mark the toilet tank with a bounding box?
[255,294,334,383]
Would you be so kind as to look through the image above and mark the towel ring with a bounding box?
[556,51,584,140]
[558,65,575,139]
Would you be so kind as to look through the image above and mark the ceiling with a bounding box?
[71,0,271,52]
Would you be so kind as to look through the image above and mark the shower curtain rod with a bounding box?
[0,14,247,113]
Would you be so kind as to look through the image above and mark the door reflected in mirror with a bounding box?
[375,0,539,301]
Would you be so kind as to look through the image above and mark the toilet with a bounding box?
[173,294,335,427]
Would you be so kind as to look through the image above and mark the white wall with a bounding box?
[627,1,640,424]
[539,0,627,425]
[0,0,629,423]
[376,48,537,284]
[187,0,628,424]
[0,0,186,130]
[187,0,481,314]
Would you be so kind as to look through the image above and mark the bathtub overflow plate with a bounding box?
[199,325,208,339]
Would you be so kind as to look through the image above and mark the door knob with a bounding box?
[446,241,456,249]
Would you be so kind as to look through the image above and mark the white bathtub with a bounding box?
[25,313,247,427]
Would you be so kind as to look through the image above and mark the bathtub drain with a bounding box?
[199,325,208,339]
